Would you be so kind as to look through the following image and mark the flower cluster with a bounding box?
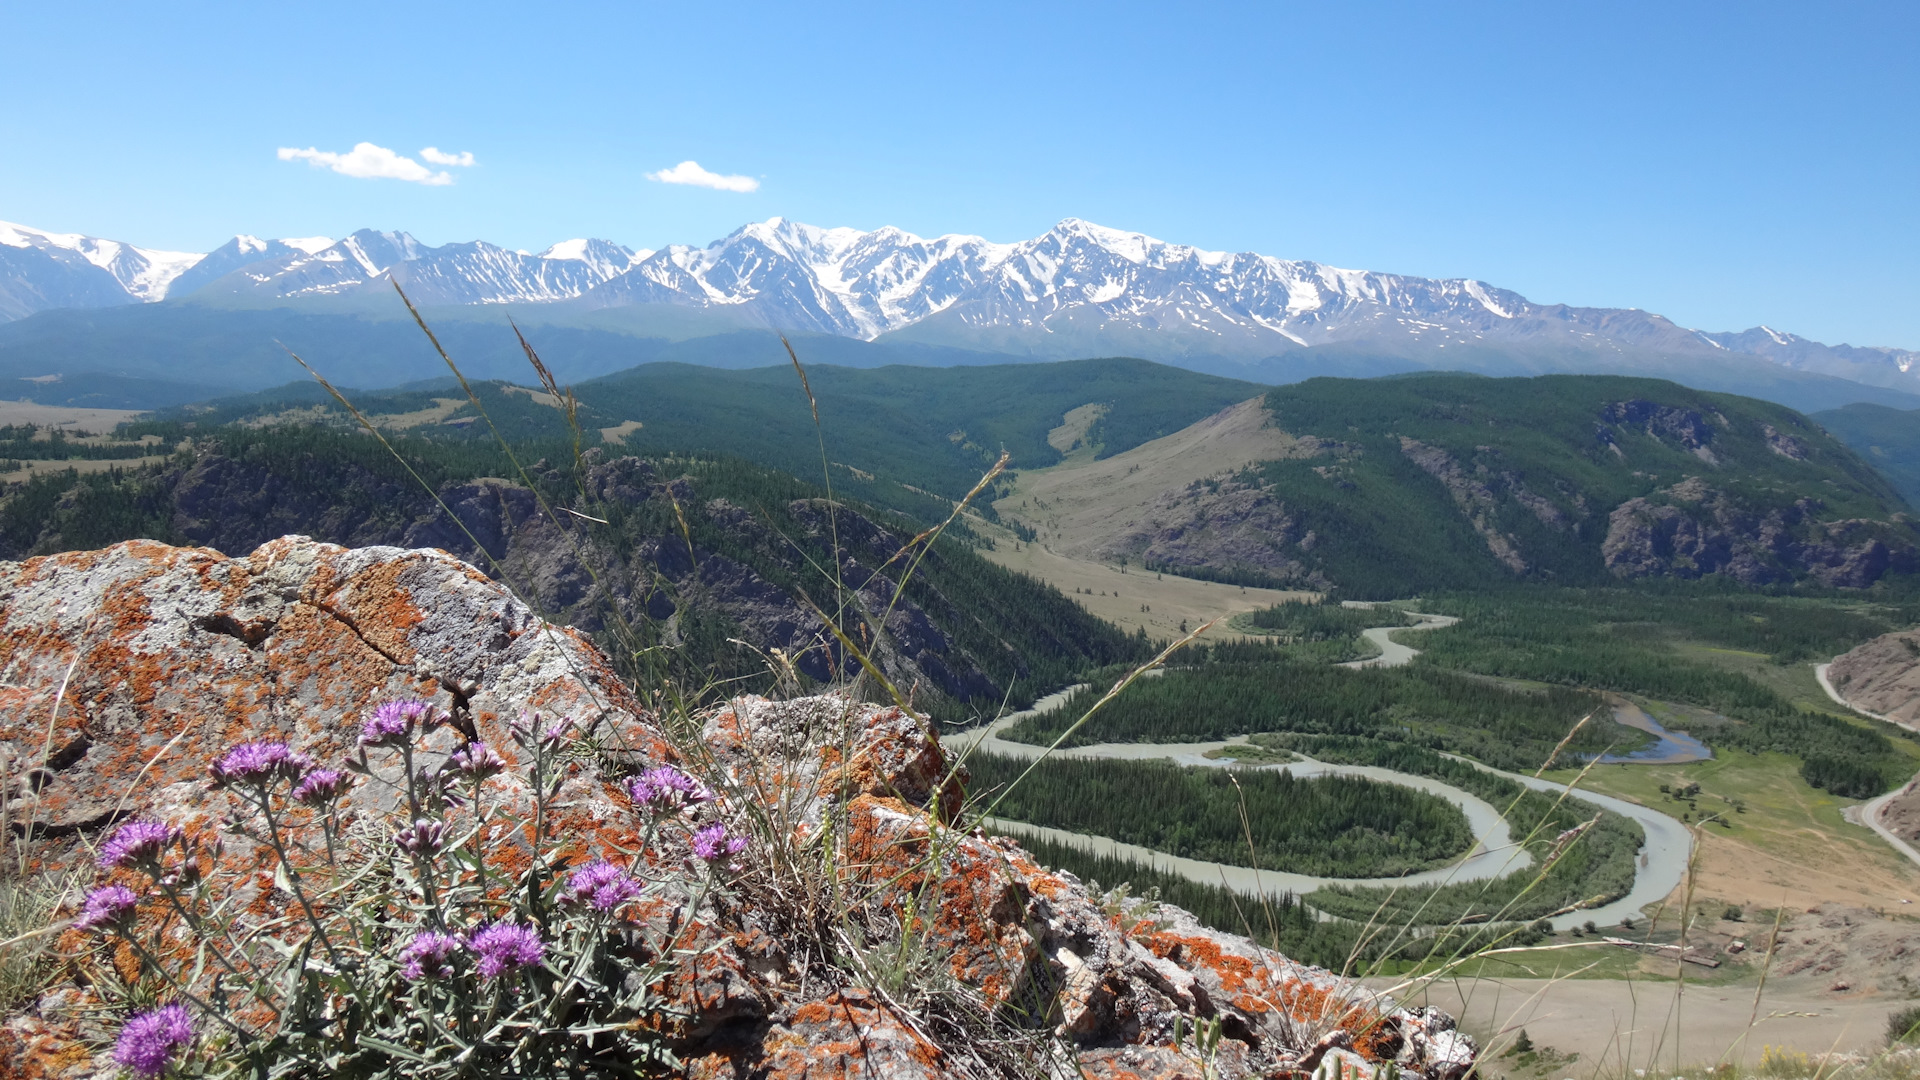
[76,693,756,1075]
[399,931,465,981]
[360,699,437,748]
[113,1004,193,1079]
[291,768,349,806]
[209,741,313,788]
[625,766,712,816]
[73,885,140,931]
[447,740,506,781]
[98,820,179,870]
[691,822,747,864]
[468,922,546,979]
[393,818,445,856]
[563,858,644,911]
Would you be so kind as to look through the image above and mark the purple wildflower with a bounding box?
[399,930,466,980]
[98,820,179,871]
[447,741,506,781]
[74,885,140,931]
[690,822,747,864]
[392,819,445,856]
[113,1003,193,1079]
[291,768,350,807]
[563,858,644,912]
[468,922,545,979]
[542,716,574,749]
[625,766,712,816]
[360,699,434,748]
[209,741,313,788]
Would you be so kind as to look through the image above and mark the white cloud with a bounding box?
[276,142,454,186]
[645,160,760,193]
[420,147,476,167]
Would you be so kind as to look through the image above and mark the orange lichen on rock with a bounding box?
[0,537,1477,1080]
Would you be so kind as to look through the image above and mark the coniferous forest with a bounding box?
[966,751,1473,876]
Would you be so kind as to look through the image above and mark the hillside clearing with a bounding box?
[994,395,1313,560]
[0,402,144,433]
[978,539,1310,638]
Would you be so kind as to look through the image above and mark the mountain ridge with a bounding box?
[3,216,1916,401]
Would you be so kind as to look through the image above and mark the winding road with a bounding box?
[964,612,1693,931]
[1816,661,1920,873]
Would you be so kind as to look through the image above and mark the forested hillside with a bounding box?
[0,423,1145,721]
[158,356,1265,523]
[1048,372,1920,597]
[1813,401,1920,507]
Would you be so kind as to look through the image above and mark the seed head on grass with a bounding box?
[113,1003,193,1079]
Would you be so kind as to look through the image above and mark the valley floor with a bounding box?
[978,539,1309,638]
[1387,973,1895,1071]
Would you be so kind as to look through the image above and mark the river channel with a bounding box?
[962,613,1693,931]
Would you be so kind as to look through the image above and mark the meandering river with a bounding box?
[962,612,1693,931]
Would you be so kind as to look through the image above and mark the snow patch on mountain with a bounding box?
[0,220,202,300]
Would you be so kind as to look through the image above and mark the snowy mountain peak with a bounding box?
[1,214,1915,398]
[0,219,202,301]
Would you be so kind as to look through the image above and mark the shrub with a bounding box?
[1890,1005,1920,1046]
[66,699,747,1077]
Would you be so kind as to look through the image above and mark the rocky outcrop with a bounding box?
[4,444,1088,717]
[1602,478,1915,586]
[1826,630,1920,726]
[1397,438,1532,573]
[1089,474,1331,588]
[1598,400,1722,464]
[0,538,1476,1080]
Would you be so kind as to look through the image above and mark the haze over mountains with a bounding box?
[3,215,1918,407]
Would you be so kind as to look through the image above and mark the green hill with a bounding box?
[156,357,1268,522]
[1811,402,1920,507]
[1006,372,1919,597]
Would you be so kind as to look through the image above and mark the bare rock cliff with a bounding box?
[1827,630,1920,726]
[0,537,1475,1080]
[1603,478,1913,587]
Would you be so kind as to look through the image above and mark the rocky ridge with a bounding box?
[1602,477,1914,587]
[0,537,1475,1079]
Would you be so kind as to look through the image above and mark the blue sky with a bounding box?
[3,1,1914,348]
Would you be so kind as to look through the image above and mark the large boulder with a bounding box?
[0,537,1475,1079]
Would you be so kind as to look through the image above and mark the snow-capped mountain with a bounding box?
[0,220,202,320]
[184,230,650,306]
[576,217,1920,392]
[162,234,335,299]
[0,224,647,320]
[2,214,1915,396]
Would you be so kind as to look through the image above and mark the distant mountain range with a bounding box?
[3,216,1919,404]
